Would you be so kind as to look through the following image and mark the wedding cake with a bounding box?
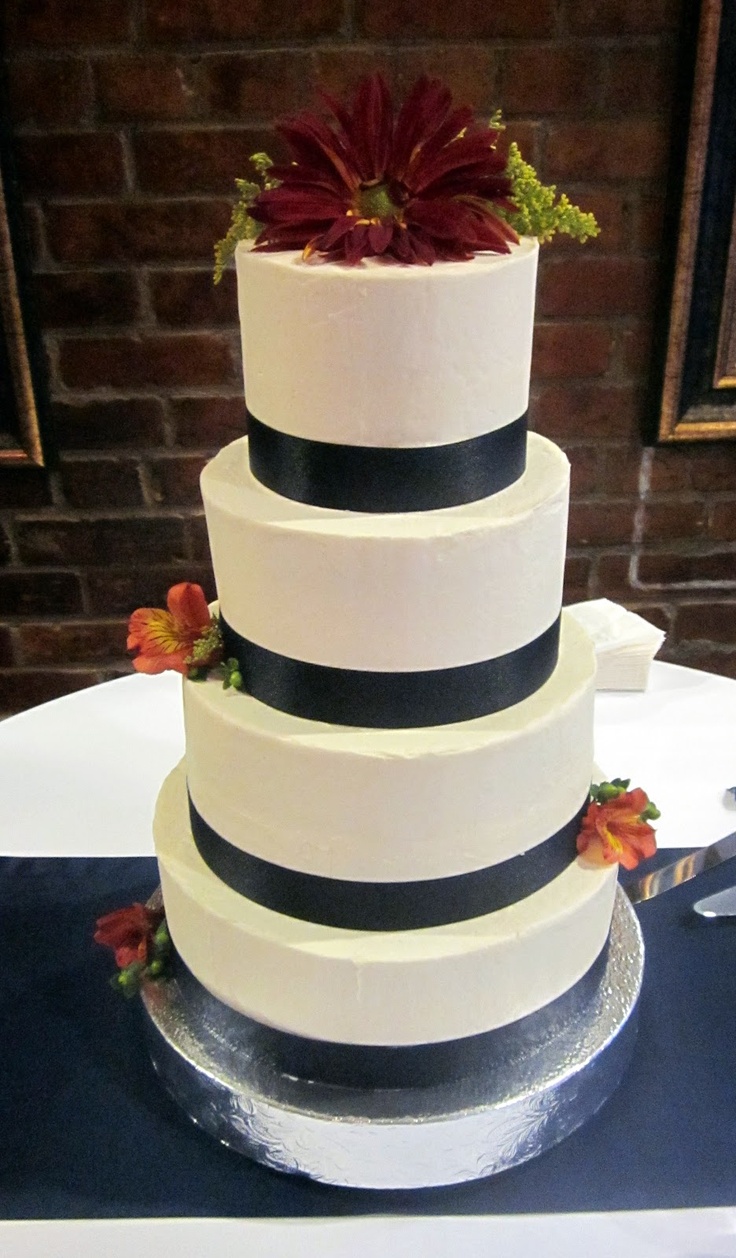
[151,226,619,1087]
[93,76,659,1184]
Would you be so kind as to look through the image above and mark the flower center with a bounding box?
[354,180,400,221]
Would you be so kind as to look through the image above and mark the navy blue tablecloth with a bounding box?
[1,851,735,1218]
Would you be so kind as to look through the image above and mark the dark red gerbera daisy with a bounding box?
[250,74,519,265]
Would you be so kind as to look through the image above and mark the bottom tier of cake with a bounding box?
[155,762,617,1061]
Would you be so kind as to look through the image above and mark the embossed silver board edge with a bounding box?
[140,887,643,1190]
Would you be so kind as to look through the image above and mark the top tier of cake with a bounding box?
[236,237,538,449]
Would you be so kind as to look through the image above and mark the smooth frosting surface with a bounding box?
[236,239,539,447]
[201,432,569,671]
[156,762,617,1046]
[185,613,595,881]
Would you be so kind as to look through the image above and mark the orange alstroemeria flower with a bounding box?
[94,903,164,970]
[576,787,657,871]
[127,582,220,677]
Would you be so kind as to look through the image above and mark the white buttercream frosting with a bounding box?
[201,431,569,671]
[156,761,617,1047]
[236,239,539,447]
[184,612,595,882]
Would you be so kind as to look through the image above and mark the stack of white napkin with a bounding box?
[565,598,666,691]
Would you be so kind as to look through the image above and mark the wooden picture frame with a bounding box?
[0,65,52,470]
[658,0,736,442]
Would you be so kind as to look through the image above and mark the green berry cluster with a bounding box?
[111,920,172,999]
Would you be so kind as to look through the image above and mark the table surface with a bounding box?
[2,662,736,1253]
[1,660,735,857]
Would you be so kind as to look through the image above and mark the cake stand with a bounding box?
[139,886,642,1190]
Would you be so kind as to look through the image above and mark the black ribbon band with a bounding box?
[220,613,561,729]
[247,410,528,512]
[174,941,609,1090]
[189,792,587,930]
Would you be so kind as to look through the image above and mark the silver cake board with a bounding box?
[140,887,643,1190]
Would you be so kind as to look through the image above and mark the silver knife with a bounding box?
[624,829,736,904]
[692,885,736,918]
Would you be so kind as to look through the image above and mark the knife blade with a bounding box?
[692,885,736,918]
[624,829,736,904]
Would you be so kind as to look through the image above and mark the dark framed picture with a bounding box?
[657,0,736,442]
[0,74,52,469]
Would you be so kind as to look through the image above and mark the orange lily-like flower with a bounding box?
[127,582,222,677]
[577,784,658,871]
[94,903,164,969]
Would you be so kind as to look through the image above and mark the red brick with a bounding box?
[566,446,599,496]
[532,384,642,439]
[545,120,670,182]
[636,193,667,251]
[144,0,342,42]
[7,57,92,126]
[201,52,315,120]
[16,517,188,568]
[690,447,736,492]
[538,256,658,319]
[58,334,236,390]
[149,268,237,327]
[637,552,736,586]
[568,501,636,546]
[603,45,678,114]
[621,321,655,377]
[662,647,736,681]
[87,565,215,615]
[0,670,103,715]
[5,0,131,45]
[189,515,212,563]
[0,571,84,616]
[15,134,125,197]
[594,554,638,600]
[171,397,245,448]
[148,455,208,506]
[45,201,232,266]
[313,46,500,113]
[647,447,692,493]
[356,0,555,38]
[567,0,682,35]
[0,468,53,508]
[501,48,601,116]
[18,621,128,666]
[35,271,140,327]
[0,628,16,668]
[133,129,279,196]
[532,325,614,381]
[710,503,736,542]
[597,445,644,495]
[563,554,592,603]
[676,603,736,645]
[60,458,144,509]
[53,399,168,450]
[95,55,204,122]
[641,502,707,542]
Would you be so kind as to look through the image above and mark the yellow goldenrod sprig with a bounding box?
[213,153,276,284]
[502,140,599,245]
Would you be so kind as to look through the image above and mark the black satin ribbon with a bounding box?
[175,941,609,1090]
[220,613,561,729]
[247,410,528,512]
[188,792,587,931]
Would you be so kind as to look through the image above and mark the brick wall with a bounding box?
[1,0,735,716]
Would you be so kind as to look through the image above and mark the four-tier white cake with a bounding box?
[152,237,617,1088]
